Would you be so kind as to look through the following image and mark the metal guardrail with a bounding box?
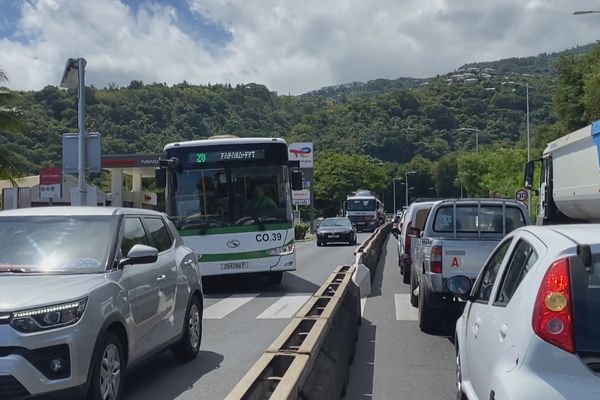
[225,265,360,400]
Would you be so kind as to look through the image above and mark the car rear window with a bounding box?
[433,205,526,233]
[573,254,600,356]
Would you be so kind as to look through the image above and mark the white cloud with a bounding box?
[0,0,599,94]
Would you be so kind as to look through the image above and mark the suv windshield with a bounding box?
[347,199,375,211]
[0,216,114,274]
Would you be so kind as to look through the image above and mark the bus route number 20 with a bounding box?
[256,233,283,242]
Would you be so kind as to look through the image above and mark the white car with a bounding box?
[448,224,600,400]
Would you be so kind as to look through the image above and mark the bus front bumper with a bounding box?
[200,254,296,276]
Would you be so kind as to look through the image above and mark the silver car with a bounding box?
[0,207,203,400]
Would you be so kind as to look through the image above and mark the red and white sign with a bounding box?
[142,191,158,206]
[515,189,528,202]
[39,167,62,199]
[292,189,310,206]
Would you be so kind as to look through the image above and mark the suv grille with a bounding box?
[0,375,30,399]
[0,313,10,325]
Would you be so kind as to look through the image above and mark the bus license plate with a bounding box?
[220,262,249,271]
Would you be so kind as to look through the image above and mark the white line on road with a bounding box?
[394,294,419,321]
[256,294,312,319]
[203,294,260,319]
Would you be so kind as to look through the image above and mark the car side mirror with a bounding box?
[446,275,473,301]
[119,244,159,268]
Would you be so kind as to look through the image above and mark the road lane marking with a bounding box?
[203,294,259,319]
[394,294,418,321]
[256,294,312,319]
[361,297,367,316]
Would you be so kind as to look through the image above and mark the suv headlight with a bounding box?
[267,244,295,256]
[11,299,88,333]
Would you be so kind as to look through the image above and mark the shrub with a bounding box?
[294,221,309,240]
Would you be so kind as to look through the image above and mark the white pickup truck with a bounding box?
[411,199,529,333]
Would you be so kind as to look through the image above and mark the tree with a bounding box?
[314,152,387,217]
[0,70,23,185]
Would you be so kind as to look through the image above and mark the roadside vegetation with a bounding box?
[2,42,600,214]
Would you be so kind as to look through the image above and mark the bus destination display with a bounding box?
[190,149,266,164]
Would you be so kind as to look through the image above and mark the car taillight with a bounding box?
[404,222,413,259]
[430,246,442,273]
[532,258,574,354]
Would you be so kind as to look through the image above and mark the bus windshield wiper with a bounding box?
[252,215,266,230]
[0,265,33,273]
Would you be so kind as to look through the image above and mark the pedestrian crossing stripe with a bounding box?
[203,293,312,320]
[394,294,419,321]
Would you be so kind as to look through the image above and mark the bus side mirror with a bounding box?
[155,168,166,189]
[291,171,303,191]
[524,160,535,189]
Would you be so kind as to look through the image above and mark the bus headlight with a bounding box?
[267,244,295,256]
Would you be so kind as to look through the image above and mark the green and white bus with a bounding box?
[156,137,302,284]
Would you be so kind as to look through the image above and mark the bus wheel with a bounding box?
[268,272,283,285]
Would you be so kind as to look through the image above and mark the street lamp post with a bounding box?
[456,127,479,153]
[503,80,531,213]
[454,179,463,198]
[405,171,416,207]
[392,177,402,214]
[60,58,87,206]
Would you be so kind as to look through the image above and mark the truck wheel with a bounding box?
[402,264,410,284]
[410,271,418,307]
[418,283,441,334]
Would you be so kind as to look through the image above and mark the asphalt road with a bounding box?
[122,233,370,400]
[346,236,456,400]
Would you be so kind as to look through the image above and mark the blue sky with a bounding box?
[0,0,598,94]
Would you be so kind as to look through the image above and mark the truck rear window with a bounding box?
[433,205,526,233]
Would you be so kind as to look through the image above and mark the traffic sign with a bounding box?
[516,189,528,202]
[39,167,62,199]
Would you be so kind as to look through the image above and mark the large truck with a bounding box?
[524,120,600,225]
[344,190,384,232]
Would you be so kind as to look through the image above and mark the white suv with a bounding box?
[397,201,435,284]
[449,224,600,400]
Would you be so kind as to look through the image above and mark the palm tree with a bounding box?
[0,69,22,185]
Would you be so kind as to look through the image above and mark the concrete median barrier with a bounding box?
[225,265,359,400]
[352,222,392,297]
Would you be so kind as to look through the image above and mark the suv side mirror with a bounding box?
[409,227,421,236]
[119,244,159,268]
[291,171,303,191]
[524,160,535,189]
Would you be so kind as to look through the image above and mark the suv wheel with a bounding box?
[410,271,418,307]
[89,332,125,400]
[172,296,202,362]
[402,263,411,284]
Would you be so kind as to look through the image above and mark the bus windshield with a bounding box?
[173,164,292,230]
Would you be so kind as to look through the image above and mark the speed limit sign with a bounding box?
[516,189,528,202]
